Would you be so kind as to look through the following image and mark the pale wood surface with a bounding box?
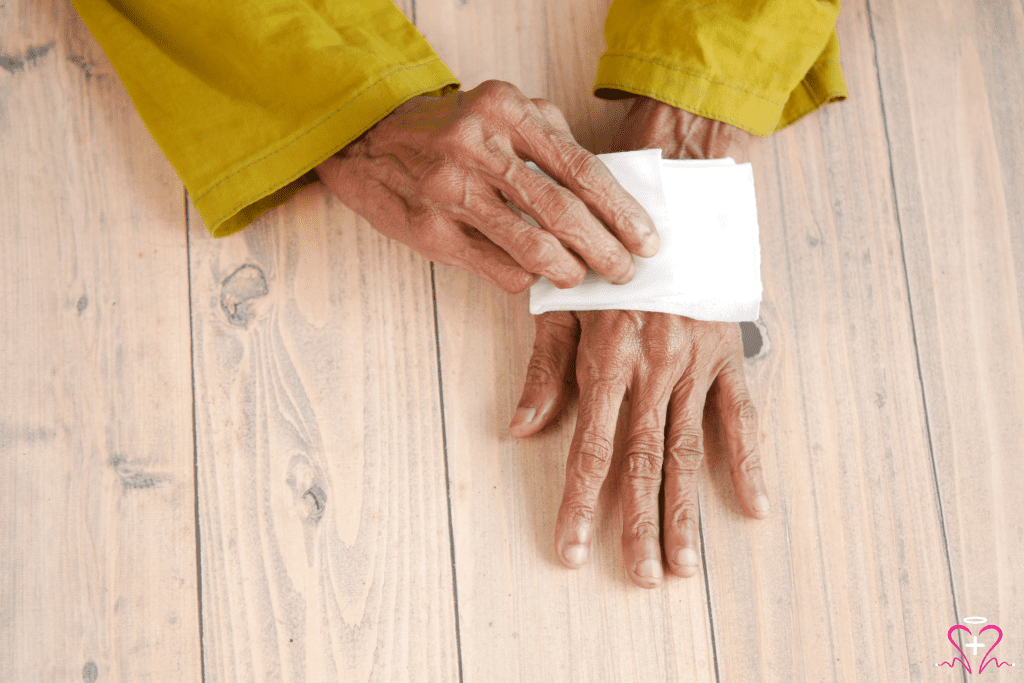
[186,188,459,683]
[700,2,960,680]
[0,2,201,682]
[3,0,1022,681]
[870,0,1024,676]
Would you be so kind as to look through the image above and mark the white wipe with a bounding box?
[527,149,762,322]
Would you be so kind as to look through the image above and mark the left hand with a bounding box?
[510,97,766,588]
[511,311,769,588]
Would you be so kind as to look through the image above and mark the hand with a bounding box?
[510,97,764,588]
[511,311,768,587]
[315,80,660,294]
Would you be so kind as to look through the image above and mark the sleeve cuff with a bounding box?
[595,52,790,136]
[595,30,848,137]
[198,58,459,237]
[775,32,848,131]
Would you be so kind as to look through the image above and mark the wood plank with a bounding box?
[0,1,201,681]
[417,1,716,681]
[187,184,460,682]
[422,0,964,679]
[700,2,959,678]
[869,0,1024,668]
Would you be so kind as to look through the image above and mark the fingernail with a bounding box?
[635,559,663,579]
[753,495,770,513]
[673,548,699,567]
[639,228,661,258]
[509,406,536,431]
[564,544,589,567]
[613,257,636,285]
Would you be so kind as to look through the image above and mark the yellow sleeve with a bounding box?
[595,0,848,136]
[70,0,460,236]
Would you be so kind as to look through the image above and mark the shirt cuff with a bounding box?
[200,59,458,237]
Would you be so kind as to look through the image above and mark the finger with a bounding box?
[662,375,709,578]
[619,381,674,588]
[712,358,769,519]
[510,312,580,438]
[531,98,573,137]
[438,225,539,294]
[496,164,637,285]
[471,198,589,288]
[554,377,627,569]
[511,115,660,259]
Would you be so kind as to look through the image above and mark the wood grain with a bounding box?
[700,2,960,679]
[869,0,1024,672]
[0,1,200,681]
[418,1,715,681]
[187,185,460,682]
[6,0,1022,679]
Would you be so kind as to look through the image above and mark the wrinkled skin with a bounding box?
[510,96,769,588]
[316,80,660,293]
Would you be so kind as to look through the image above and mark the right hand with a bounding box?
[315,80,660,293]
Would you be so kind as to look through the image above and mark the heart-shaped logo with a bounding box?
[938,623,1012,673]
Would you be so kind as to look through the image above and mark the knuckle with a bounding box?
[576,348,629,387]
[628,520,660,542]
[529,191,631,281]
[471,80,521,114]
[729,399,759,434]
[573,433,614,477]
[608,199,647,239]
[665,428,704,474]
[667,503,698,532]
[731,445,762,477]
[624,451,663,480]
[576,359,615,390]
[565,150,603,184]
[624,429,665,480]
[510,229,557,271]
[531,183,577,228]
[525,349,564,386]
[560,501,596,528]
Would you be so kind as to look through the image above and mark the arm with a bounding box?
[70,0,458,237]
[72,0,659,291]
[512,109,766,587]
[514,0,848,587]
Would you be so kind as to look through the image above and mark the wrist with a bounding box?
[616,96,751,162]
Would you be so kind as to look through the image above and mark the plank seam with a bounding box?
[185,188,208,683]
[862,3,965,680]
[698,498,722,683]
[430,262,466,683]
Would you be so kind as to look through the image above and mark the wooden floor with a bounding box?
[2,0,1022,680]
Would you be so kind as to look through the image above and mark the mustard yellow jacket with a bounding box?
[70,0,846,238]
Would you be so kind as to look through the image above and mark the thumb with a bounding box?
[510,311,580,438]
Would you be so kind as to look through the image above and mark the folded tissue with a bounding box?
[528,148,762,322]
